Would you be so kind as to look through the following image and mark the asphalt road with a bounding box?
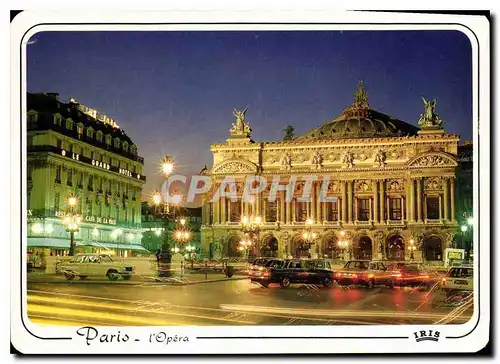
[27,279,473,326]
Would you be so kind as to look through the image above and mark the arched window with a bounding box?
[96,130,103,142]
[86,127,94,139]
[114,137,121,148]
[66,119,73,130]
[53,113,62,126]
[105,134,112,145]
[122,141,129,153]
[130,144,137,155]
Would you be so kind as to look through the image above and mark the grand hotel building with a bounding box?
[200,83,460,264]
[27,92,147,257]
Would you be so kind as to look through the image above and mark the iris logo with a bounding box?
[414,330,440,342]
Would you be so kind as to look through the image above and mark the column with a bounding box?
[372,180,378,223]
[214,198,220,224]
[262,196,267,221]
[450,178,456,222]
[322,199,327,222]
[292,198,296,223]
[417,178,422,222]
[401,196,405,221]
[342,181,347,223]
[311,183,316,222]
[227,199,231,223]
[410,179,415,222]
[379,180,385,223]
[241,200,245,219]
[347,181,353,223]
[443,178,449,222]
[354,197,358,222]
[439,194,443,221]
[405,180,411,222]
[280,191,286,224]
[221,197,226,224]
[369,198,374,221]
[423,195,427,220]
[255,192,261,218]
[316,182,322,223]
[386,197,390,222]
[285,198,291,224]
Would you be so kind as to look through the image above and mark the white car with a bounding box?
[441,265,473,297]
[58,254,135,281]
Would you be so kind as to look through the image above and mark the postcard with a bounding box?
[10,9,490,355]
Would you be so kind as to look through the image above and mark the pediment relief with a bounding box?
[407,152,457,168]
[211,159,258,174]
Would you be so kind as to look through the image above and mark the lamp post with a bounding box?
[241,215,263,258]
[151,155,181,277]
[63,196,81,256]
[238,239,252,259]
[409,238,417,261]
[173,217,191,253]
[300,218,318,258]
[461,213,473,260]
[337,230,350,262]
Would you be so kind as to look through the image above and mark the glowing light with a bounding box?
[170,194,182,205]
[180,218,186,226]
[241,216,249,224]
[92,228,99,236]
[152,191,162,206]
[68,196,78,208]
[31,223,43,234]
[254,216,262,224]
[161,156,174,176]
[467,217,473,226]
[340,230,346,237]
[155,229,161,237]
[461,225,468,232]
[306,218,313,226]
[45,224,54,233]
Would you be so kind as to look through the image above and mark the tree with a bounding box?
[283,125,295,141]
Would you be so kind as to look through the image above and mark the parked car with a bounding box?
[335,260,394,288]
[441,264,473,297]
[247,258,283,279]
[57,253,135,281]
[387,262,433,289]
[250,259,334,288]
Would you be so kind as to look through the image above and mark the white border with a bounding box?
[10,10,490,354]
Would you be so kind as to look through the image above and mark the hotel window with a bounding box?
[53,114,62,126]
[326,201,339,221]
[122,141,129,152]
[55,166,61,183]
[426,196,440,220]
[130,145,137,155]
[106,135,112,145]
[266,199,278,222]
[66,168,73,186]
[56,139,62,150]
[124,208,128,222]
[54,192,60,211]
[389,198,402,220]
[358,198,370,221]
[88,175,94,191]
[77,123,84,137]
[131,208,135,223]
[76,172,83,188]
[66,119,73,130]
[87,127,94,139]
[96,131,103,142]
[114,138,121,148]
[98,202,102,217]
[229,201,241,222]
[116,182,120,195]
[86,199,93,216]
[296,201,307,222]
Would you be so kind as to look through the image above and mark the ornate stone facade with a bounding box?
[201,83,459,264]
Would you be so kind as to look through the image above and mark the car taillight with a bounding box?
[422,275,429,279]
[335,273,341,277]
[352,274,358,278]
[393,273,402,278]
[367,274,374,278]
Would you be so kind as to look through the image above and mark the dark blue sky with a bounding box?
[27,30,472,200]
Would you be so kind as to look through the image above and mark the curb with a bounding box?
[27,276,248,286]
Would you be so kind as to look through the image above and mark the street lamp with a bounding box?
[461,225,468,232]
[238,239,253,259]
[337,230,349,261]
[241,215,263,257]
[62,196,81,256]
[409,238,417,261]
[299,217,317,257]
[467,217,473,226]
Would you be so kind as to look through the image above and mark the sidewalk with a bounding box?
[27,271,247,286]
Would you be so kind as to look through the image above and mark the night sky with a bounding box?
[27,30,472,203]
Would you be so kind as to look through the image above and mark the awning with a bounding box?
[27,238,149,252]
[93,242,150,252]
[28,238,70,249]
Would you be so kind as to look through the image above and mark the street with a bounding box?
[27,279,473,326]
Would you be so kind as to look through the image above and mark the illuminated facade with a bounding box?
[27,92,147,257]
[201,83,460,264]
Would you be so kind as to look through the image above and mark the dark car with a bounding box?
[387,263,433,289]
[250,259,334,288]
[335,260,394,288]
[247,258,283,279]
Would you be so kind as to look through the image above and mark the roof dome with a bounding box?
[297,81,420,140]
